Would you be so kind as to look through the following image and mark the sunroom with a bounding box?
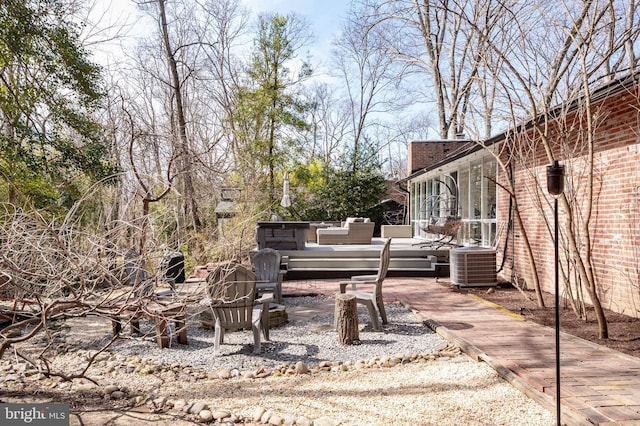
[404,145,498,248]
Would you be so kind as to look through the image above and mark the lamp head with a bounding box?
[546,160,565,196]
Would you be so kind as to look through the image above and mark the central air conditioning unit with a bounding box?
[450,247,497,287]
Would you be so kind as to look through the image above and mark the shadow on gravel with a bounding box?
[96,296,444,369]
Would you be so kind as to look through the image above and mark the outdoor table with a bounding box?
[256,221,310,250]
[110,301,188,349]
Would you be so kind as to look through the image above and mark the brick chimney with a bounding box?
[408,140,470,174]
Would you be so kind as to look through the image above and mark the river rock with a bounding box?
[153,396,167,407]
[295,361,309,374]
[296,416,312,426]
[268,413,284,425]
[103,385,119,395]
[283,414,297,425]
[188,401,208,414]
[254,406,266,422]
[110,391,126,400]
[173,399,187,411]
[198,409,213,422]
[212,410,231,420]
[261,409,273,423]
[217,369,232,379]
[75,383,96,393]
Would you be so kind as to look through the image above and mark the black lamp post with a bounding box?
[546,160,564,426]
[547,161,565,196]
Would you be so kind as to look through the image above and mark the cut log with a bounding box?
[335,292,359,345]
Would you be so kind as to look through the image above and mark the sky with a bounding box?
[91,0,350,75]
[243,0,349,61]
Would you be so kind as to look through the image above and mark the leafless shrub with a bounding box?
[0,200,172,381]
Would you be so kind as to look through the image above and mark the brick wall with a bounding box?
[496,82,640,318]
[408,140,471,174]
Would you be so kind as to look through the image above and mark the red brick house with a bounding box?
[401,73,640,318]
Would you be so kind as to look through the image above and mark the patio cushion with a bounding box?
[345,217,370,224]
[317,227,349,235]
[316,221,375,245]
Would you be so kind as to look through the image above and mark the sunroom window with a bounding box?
[458,157,497,246]
[411,155,497,247]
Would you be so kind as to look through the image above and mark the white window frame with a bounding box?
[409,153,497,247]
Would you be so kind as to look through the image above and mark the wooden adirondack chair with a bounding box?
[336,238,391,331]
[204,262,272,355]
[250,248,284,304]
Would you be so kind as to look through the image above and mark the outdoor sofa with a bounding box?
[316,218,375,245]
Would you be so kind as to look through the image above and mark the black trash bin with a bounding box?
[159,251,185,291]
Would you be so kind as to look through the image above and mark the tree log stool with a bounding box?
[335,292,359,345]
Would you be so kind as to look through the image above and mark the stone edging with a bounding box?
[93,344,462,425]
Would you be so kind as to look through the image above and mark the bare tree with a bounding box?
[300,82,351,164]
[103,0,249,247]
[363,0,507,139]
[0,0,268,380]
[0,197,148,378]
[332,1,411,171]
[197,0,251,174]
[469,0,640,338]
[156,0,201,231]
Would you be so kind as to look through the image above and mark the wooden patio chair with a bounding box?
[250,248,284,304]
[336,238,391,331]
[204,262,272,355]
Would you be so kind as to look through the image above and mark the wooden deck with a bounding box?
[278,237,451,280]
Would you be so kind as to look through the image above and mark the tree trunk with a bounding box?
[158,0,201,231]
[336,293,359,345]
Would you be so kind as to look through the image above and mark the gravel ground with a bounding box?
[3,296,556,425]
[110,296,449,370]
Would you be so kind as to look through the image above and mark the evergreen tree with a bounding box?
[232,13,312,205]
[297,150,387,222]
[0,0,116,213]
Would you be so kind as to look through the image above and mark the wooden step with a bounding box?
[283,267,440,280]
[275,238,447,279]
[285,256,436,270]
[279,249,437,258]
[286,266,437,273]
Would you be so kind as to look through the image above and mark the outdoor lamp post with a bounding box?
[546,160,564,426]
[547,160,565,196]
